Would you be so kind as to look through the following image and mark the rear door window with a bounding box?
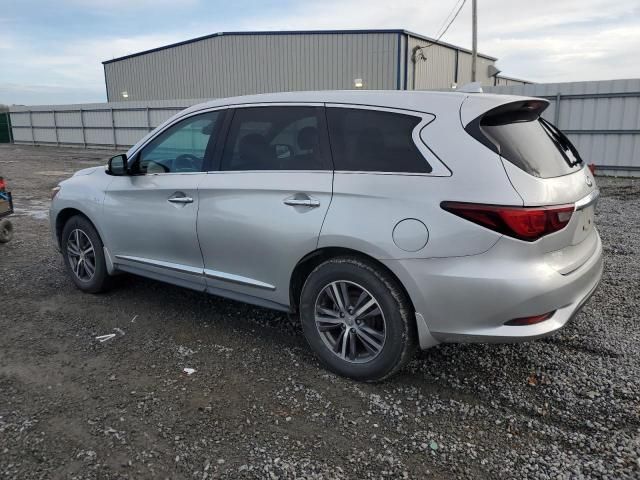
[220,106,329,171]
[475,102,583,178]
[326,108,432,173]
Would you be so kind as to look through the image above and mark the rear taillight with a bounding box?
[441,202,574,241]
[0,177,5,192]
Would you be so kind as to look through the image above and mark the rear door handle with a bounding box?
[284,196,320,208]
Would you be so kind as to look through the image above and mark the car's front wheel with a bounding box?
[61,215,112,293]
[300,256,417,382]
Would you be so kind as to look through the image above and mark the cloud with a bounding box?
[0,83,105,105]
[62,0,200,12]
[2,0,639,104]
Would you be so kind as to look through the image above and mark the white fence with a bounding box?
[485,79,640,176]
[9,99,208,149]
[9,79,640,176]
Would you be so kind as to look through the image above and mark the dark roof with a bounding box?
[102,29,497,65]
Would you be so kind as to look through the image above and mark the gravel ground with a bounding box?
[0,144,638,480]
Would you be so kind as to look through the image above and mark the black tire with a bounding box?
[61,215,112,293]
[300,256,417,382]
[0,219,13,243]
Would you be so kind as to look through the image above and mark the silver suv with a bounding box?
[50,91,603,381]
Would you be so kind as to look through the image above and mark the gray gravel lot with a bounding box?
[0,144,639,479]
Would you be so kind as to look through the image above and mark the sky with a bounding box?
[1,0,639,105]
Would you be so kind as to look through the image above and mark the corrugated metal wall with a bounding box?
[455,50,494,86]
[485,79,640,176]
[406,35,496,90]
[407,37,457,90]
[104,32,400,101]
[9,99,204,149]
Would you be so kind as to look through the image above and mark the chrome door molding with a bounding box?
[204,268,276,291]
[113,255,276,290]
[114,255,203,275]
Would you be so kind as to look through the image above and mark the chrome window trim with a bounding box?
[206,170,331,175]
[228,102,325,108]
[324,103,451,177]
[129,102,452,176]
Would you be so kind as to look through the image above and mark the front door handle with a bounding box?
[284,196,320,208]
[168,192,194,204]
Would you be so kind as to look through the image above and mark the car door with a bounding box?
[197,104,333,309]
[102,109,226,291]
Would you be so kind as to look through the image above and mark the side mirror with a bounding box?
[108,154,128,176]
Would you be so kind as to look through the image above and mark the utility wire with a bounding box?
[433,0,466,40]
[417,0,468,51]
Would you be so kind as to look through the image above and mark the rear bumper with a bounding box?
[383,230,604,348]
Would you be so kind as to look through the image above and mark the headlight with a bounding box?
[51,186,61,200]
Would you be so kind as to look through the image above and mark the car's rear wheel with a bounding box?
[300,256,417,382]
[61,215,112,293]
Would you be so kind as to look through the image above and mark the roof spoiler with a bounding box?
[460,95,550,127]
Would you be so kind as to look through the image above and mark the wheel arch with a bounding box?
[55,207,100,247]
[289,246,415,314]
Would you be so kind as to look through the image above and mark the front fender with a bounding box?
[50,172,113,250]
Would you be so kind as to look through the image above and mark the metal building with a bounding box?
[103,29,527,102]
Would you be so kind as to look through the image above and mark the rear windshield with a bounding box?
[469,101,583,178]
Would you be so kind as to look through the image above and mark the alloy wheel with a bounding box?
[314,280,387,363]
[66,229,96,282]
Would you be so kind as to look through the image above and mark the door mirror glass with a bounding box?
[108,154,128,176]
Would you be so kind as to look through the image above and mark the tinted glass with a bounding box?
[480,116,583,178]
[221,107,326,171]
[138,111,221,174]
[326,108,431,173]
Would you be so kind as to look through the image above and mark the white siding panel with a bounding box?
[83,110,111,127]
[113,109,146,128]
[9,112,31,127]
[115,128,145,146]
[85,128,115,145]
[55,111,82,127]
[12,128,33,142]
[57,128,84,144]
[32,128,57,143]
[31,112,55,127]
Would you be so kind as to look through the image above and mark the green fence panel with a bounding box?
[0,113,12,143]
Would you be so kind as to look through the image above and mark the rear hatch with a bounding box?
[461,96,599,273]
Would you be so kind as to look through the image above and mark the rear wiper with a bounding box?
[540,119,582,167]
